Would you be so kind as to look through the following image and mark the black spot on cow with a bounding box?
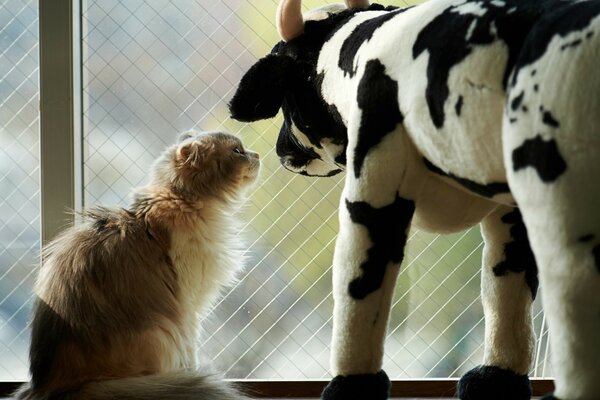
[522,105,529,113]
[339,8,409,77]
[276,116,322,168]
[283,72,348,150]
[346,195,415,300]
[533,84,539,92]
[586,31,595,39]
[509,117,518,124]
[455,95,464,116]
[354,60,403,178]
[334,152,346,166]
[511,91,524,111]
[512,135,567,182]
[229,52,297,122]
[493,209,539,299]
[542,109,560,128]
[560,38,583,50]
[512,1,600,85]
[531,69,537,76]
[424,158,511,198]
[299,169,342,177]
[579,234,595,243]
[413,0,563,128]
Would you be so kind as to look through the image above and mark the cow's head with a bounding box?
[229,0,371,177]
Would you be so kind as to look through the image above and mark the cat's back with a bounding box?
[35,206,178,328]
[29,206,185,392]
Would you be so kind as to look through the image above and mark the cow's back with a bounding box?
[396,0,572,190]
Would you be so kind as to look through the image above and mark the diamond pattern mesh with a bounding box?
[0,0,552,382]
[81,0,552,380]
[0,0,39,381]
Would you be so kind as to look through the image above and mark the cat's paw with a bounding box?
[457,365,531,400]
[320,370,390,400]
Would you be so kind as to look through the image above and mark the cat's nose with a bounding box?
[250,151,259,160]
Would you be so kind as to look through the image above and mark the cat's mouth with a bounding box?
[241,158,260,184]
[243,168,260,183]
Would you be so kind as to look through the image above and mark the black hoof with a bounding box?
[321,370,390,400]
[457,365,531,400]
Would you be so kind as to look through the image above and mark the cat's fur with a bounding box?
[14,131,260,400]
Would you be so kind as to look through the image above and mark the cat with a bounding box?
[14,131,260,400]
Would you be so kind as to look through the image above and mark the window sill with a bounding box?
[0,379,554,398]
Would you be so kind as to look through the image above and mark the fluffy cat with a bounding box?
[15,131,260,400]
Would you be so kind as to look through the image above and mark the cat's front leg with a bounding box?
[458,206,536,400]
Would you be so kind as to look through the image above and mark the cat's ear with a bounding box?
[179,143,194,161]
[178,131,196,143]
[229,53,296,122]
[178,136,212,164]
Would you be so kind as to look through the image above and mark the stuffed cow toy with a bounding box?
[229,0,600,399]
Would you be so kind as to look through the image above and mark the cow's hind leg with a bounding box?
[507,121,600,400]
[458,206,537,400]
[504,9,600,397]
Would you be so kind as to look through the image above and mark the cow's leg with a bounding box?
[458,206,536,400]
[507,138,600,400]
[506,139,600,400]
[321,185,414,400]
[321,61,412,399]
[504,13,600,397]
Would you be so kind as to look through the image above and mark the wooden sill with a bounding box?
[0,379,554,398]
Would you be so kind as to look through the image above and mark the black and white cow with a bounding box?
[229,0,600,399]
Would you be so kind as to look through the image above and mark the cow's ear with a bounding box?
[229,54,294,122]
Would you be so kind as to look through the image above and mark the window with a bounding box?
[1,0,552,387]
[0,0,39,381]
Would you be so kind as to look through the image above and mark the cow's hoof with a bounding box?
[457,365,531,400]
[321,370,390,400]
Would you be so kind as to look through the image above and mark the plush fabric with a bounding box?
[321,370,391,400]
[230,1,600,399]
[457,365,532,400]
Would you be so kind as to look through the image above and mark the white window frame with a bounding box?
[39,0,83,245]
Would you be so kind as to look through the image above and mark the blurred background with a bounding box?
[1,0,552,381]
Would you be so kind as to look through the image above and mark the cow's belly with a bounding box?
[408,166,503,234]
[401,137,507,234]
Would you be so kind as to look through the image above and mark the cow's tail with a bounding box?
[13,370,250,400]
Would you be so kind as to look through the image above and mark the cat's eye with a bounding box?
[233,147,244,155]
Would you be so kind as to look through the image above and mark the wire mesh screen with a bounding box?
[0,0,39,381]
[81,0,553,380]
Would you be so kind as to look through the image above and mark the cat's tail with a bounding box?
[14,370,251,400]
